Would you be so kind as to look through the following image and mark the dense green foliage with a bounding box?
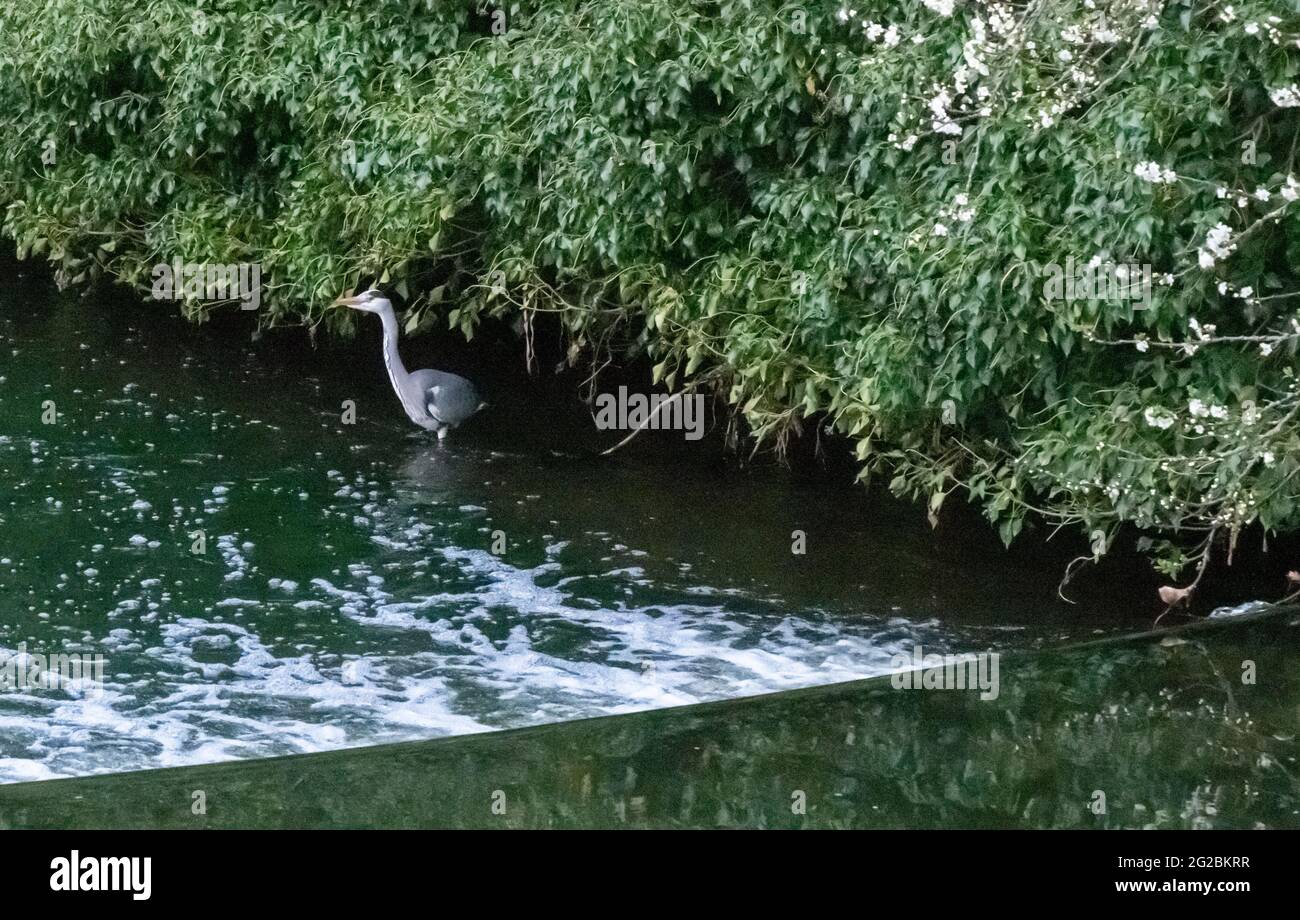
[2,0,1299,576]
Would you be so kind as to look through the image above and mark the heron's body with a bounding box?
[336,290,485,439]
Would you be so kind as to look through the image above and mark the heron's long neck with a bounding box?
[375,304,428,424]
[376,303,410,389]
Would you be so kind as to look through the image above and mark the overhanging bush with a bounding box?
[2,0,1299,583]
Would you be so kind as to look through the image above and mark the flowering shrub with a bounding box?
[2,0,1298,579]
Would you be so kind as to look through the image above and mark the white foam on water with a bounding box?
[0,530,965,783]
[0,758,61,782]
[0,436,991,784]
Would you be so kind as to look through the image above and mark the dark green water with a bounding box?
[2,268,1292,827]
[1,611,1296,829]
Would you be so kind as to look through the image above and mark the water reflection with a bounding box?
[2,610,1294,829]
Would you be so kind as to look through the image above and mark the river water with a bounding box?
[0,268,1196,784]
[5,610,1297,829]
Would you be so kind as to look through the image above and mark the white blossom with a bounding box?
[1144,408,1175,430]
[963,18,990,77]
[1270,84,1300,108]
[928,88,961,135]
[1197,223,1235,268]
[1133,161,1175,184]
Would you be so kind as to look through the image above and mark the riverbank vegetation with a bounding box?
[2,0,1298,586]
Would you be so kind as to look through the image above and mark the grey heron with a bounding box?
[333,288,486,439]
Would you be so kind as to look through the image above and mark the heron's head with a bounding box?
[332,288,391,314]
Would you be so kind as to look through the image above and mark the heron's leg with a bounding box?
[437,426,448,441]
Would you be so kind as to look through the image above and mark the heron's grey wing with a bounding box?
[411,369,481,427]
[403,369,441,424]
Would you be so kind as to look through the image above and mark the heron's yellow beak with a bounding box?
[332,294,363,307]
